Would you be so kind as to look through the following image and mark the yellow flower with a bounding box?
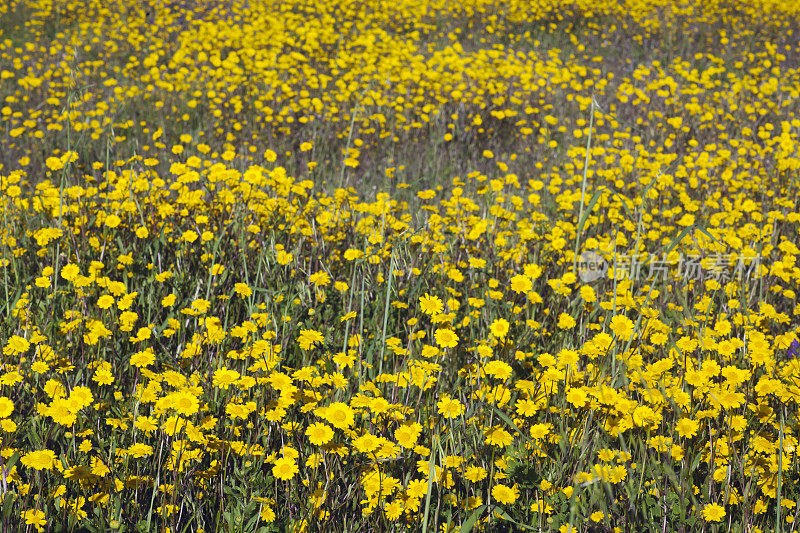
[610,315,635,341]
[0,371,22,387]
[491,484,519,505]
[61,264,80,282]
[31,361,49,373]
[4,335,30,355]
[437,395,463,419]
[45,156,64,171]
[226,401,256,419]
[580,285,597,302]
[69,386,94,409]
[260,502,276,522]
[21,449,57,470]
[464,466,487,483]
[33,227,63,246]
[213,368,240,389]
[344,249,364,261]
[434,328,458,348]
[46,398,75,426]
[234,283,252,297]
[126,443,154,458]
[129,349,155,368]
[448,268,464,282]
[306,423,334,446]
[701,503,725,522]
[484,426,513,447]
[21,509,46,532]
[509,274,532,294]
[171,391,200,416]
[184,298,210,315]
[490,318,510,338]
[557,313,576,330]
[394,422,422,448]
[309,271,331,286]
[675,418,700,439]
[272,457,298,481]
[297,329,324,350]
[566,388,588,408]
[530,423,550,440]
[483,360,512,380]
[319,402,355,430]
[0,397,14,418]
[353,433,380,454]
[119,311,138,332]
[275,249,293,265]
[650,332,668,346]
[135,416,159,433]
[93,368,114,386]
[104,214,121,228]
[419,293,443,316]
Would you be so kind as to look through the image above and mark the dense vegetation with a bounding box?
[1,0,800,531]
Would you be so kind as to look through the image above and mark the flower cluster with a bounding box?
[1,0,800,531]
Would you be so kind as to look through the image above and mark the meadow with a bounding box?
[1,0,800,531]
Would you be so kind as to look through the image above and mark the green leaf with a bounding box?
[27,423,43,448]
[576,186,605,236]
[690,451,703,473]
[5,450,20,471]
[1,492,14,519]
[246,509,262,532]
[492,508,538,531]
[421,437,439,533]
[460,505,485,533]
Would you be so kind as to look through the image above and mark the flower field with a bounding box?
[2,0,800,531]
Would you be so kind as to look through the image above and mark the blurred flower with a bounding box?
[492,484,519,505]
[419,293,444,316]
[297,329,324,350]
[21,449,57,470]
